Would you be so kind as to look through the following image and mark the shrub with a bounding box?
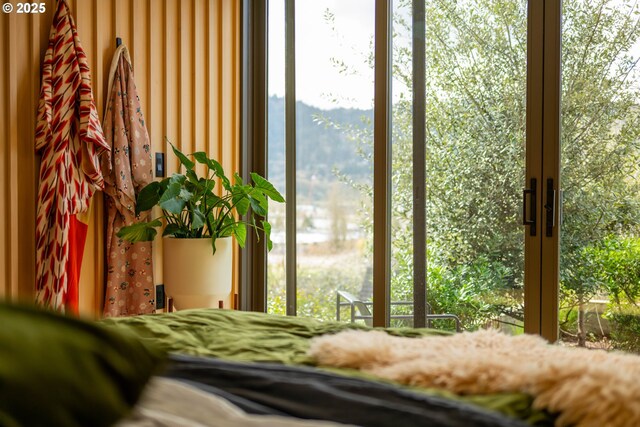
[607,306,640,353]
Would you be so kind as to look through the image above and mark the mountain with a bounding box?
[267,96,372,201]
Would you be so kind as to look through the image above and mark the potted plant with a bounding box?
[117,142,284,310]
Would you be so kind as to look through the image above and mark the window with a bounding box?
[266,0,375,319]
[243,0,640,347]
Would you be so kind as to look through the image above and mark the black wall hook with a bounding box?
[116,37,122,47]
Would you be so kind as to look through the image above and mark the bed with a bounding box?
[4,303,636,427]
[102,309,549,427]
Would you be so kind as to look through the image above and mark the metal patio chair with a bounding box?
[336,290,461,332]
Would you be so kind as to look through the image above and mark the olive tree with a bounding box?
[332,0,640,335]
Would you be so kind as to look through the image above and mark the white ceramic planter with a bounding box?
[163,237,232,310]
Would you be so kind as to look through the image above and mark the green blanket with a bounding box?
[102,308,553,425]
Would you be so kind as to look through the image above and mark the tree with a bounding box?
[333,0,640,335]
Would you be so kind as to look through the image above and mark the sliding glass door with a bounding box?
[254,0,640,345]
[266,0,375,319]
[558,0,640,350]
[388,0,529,331]
[264,0,533,331]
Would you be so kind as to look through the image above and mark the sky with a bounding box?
[268,0,377,110]
[268,1,640,111]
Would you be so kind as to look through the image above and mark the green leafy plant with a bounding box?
[117,142,285,254]
[606,306,640,353]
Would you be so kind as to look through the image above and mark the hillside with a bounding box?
[267,96,372,201]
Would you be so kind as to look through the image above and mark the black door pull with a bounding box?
[523,178,536,236]
[545,178,556,237]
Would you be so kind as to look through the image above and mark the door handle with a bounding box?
[545,178,556,237]
[523,178,536,236]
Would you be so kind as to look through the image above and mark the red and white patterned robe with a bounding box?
[34,0,109,312]
[102,44,155,317]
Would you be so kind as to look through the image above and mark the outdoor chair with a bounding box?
[336,290,461,332]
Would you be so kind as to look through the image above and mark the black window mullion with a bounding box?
[412,0,427,328]
[284,0,297,316]
[240,0,268,312]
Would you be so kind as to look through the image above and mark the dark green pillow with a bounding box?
[0,303,165,427]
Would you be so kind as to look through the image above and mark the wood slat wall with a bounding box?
[0,0,241,317]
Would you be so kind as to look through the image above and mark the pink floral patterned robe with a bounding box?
[101,44,155,317]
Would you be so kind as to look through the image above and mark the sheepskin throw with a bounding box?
[309,330,640,427]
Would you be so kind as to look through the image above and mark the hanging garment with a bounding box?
[102,44,155,317]
[35,0,109,313]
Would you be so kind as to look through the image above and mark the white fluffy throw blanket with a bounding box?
[309,330,640,427]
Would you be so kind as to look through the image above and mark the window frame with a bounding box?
[241,0,561,341]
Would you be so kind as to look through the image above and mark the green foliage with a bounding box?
[118,141,284,254]
[559,0,640,310]
[586,236,640,306]
[560,235,640,314]
[327,0,640,332]
[559,306,579,335]
[607,306,640,353]
[267,261,364,320]
[560,244,607,306]
[427,259,521,330]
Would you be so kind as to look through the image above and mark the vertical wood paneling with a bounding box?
[0,12,8,298]
[209,0,222,167]
[19,11,34,300]
[194,0,206,147]
[149,0,165,287]
[204,0,212,163]
[165,0,179,173]
[92,0,106,111]
[0,0,241,315]
[132,0,149,121]
[221,0,233,175]
[90,0,105,316]
[23,15,37,303]
[180,1,194,157]
[232,0,240,174]
[149,1,164,155]
[115,0,132,58]
[8,12,21,299]
[74,0,97,317]
[228,0,241,303]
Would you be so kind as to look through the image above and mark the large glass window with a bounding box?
[267,0,527,330]
[266,0,287,312]
[389,0,528,331]
[267,0,375,320]
[558,0,640,351]
[254,0,640,351]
